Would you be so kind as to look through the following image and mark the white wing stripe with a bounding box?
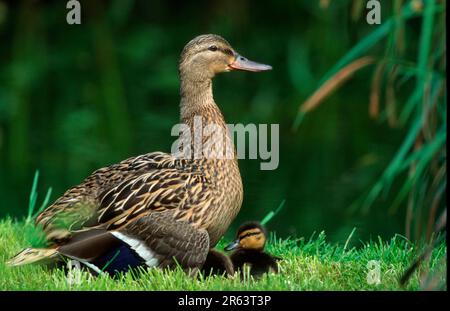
[111,232,159,267]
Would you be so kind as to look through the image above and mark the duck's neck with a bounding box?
[180,77,221,124]
[178,76,236,161]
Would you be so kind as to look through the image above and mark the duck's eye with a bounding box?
[208,45,218,52]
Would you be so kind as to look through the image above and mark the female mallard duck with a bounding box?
[225,221,281,279]
[7,34,271,276]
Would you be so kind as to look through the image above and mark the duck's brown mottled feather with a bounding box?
[10,34,250,270]
[58,212,209,270]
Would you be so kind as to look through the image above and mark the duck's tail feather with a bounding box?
[6,248,59,266]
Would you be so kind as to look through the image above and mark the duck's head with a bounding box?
[225,221,268,252]
[179,34,272,81]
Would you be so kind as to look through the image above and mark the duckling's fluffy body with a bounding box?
[226,221,281,279]
[201,249,234,277]
[230,249,280,278]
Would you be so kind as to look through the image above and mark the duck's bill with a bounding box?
[229,54,272,72]
[224,239,240,251]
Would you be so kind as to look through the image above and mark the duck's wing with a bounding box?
[58,211,210,275]
[35,152,183,240]
[94,159,210,230]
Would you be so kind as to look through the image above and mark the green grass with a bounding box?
[0,218,446,291]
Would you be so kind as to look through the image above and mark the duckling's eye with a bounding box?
[208,45,218,52]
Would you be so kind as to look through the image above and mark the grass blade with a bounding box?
[261,199,286,226]
[294,57,374,129]
[362,113,423,212]
[318,3,419,86]
[389,126,446,212]
[343,227,357,251]
[32,187,53,220]
[27,170,39,221]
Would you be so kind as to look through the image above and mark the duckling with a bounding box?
[225,221,280,279]
[200,249,234,277]
[7,34,272,275]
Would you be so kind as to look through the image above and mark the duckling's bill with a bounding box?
[224,239,240,251]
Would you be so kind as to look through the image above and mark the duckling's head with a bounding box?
[179,34,271,82]
[225,221,268,252]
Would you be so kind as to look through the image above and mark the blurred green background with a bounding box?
[0,0,446,243]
